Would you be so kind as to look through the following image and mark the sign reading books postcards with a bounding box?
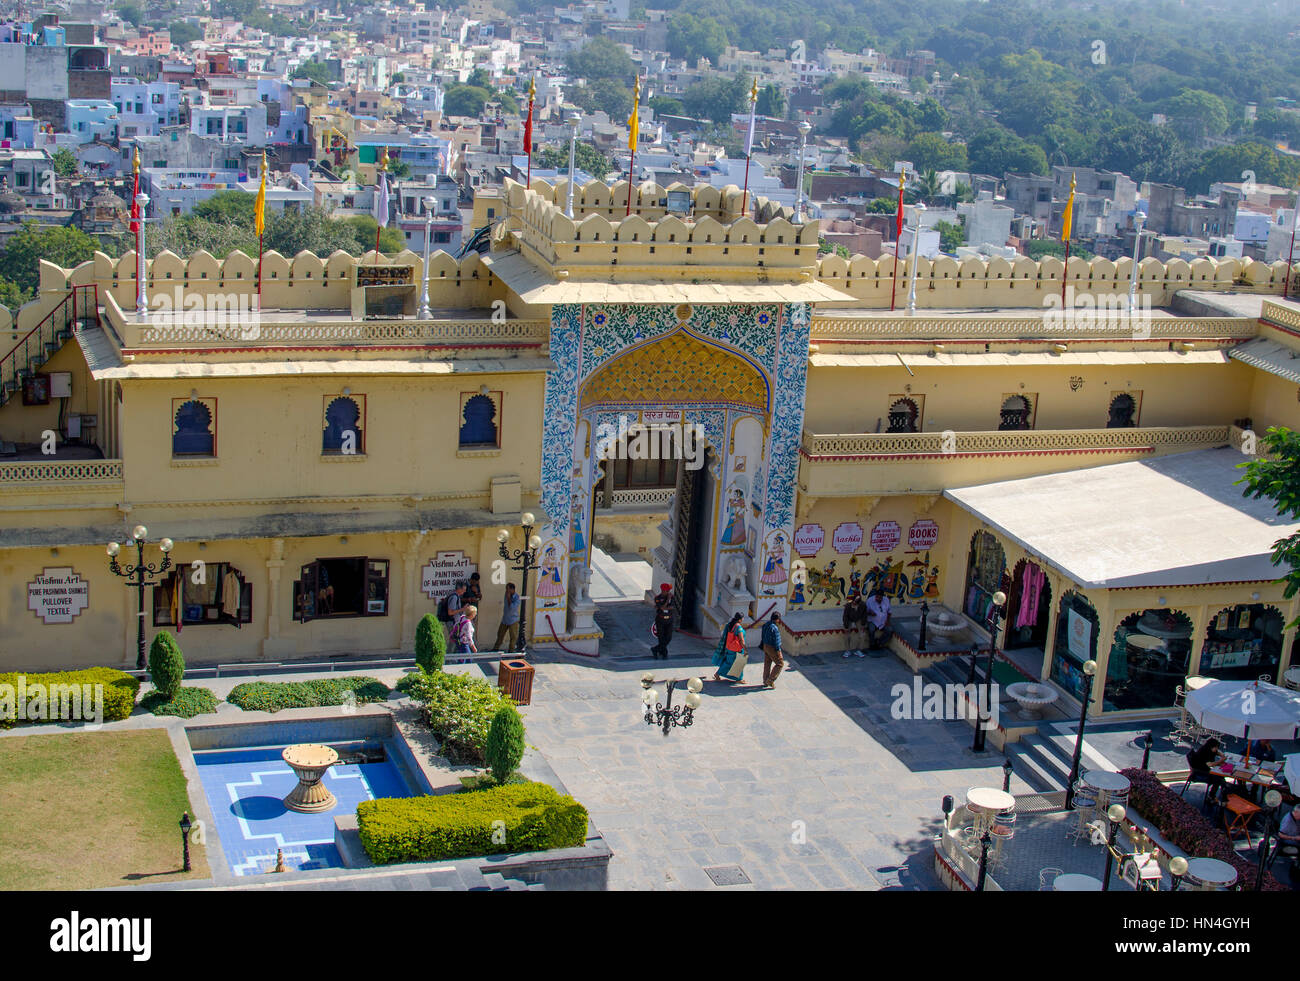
[792,523,825,557]
[908,519,940,550]
[831,522,864,554]
[421,551,478,599]
[870,521,902,552]
[27,567,90,624]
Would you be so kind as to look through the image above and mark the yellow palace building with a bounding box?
[2,176,1300,721]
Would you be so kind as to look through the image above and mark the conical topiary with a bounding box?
[148,630,185,700]
[415,613,445,674]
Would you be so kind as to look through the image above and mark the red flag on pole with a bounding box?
[890,171,906,312]
[523,76,535,186]
[129,146,140,235]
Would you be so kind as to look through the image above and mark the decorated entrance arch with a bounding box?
[535,301,811,642]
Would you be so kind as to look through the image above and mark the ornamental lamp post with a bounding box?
[1127,210,1147,313]
[417,194,436,320]
[135,192,151,316]
[641,673,702,735]
[1255,788,1285,890]
[1101,803,1126,891]
[1063,658,1099,810]
[565,111,581,218]
[972,589,1006,752]
[1168,855,1189,892]
[793,119,811,225]
[179,812,193,872]
[496,512,539,654]
[107,525,173,670]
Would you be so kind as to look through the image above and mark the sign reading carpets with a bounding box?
[27,567,90,623]
[908,519,940,550]
[792,523,825,557]
[870,521,902,552]
[420,551,477,599]
[831,522,863,554]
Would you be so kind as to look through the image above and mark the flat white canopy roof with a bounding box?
[945,447,1300,589]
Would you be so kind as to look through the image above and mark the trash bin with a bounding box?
[497,658,535,706]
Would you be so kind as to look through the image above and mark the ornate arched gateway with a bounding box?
[534,300,811,645]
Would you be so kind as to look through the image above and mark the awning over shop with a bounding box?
[944,447,1300,589]
[0,506,549,550]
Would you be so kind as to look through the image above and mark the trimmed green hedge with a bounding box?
[0,667,139,728]
[356,782,588,864]
[141,685,219,719]
[400,671,516,764]
[226,677,389,713]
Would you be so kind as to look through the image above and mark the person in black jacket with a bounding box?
[651,583,674,659]
[1187,737,1227,805]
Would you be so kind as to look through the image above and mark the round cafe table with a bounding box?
[1084,770,1131,795]
[1184,676,1214,691]
[1185,857,1237,890]
[1053,873,1102,891]
[966,787,1015,814]
[1284,667,1300,691]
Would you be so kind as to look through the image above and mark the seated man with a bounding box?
[1277,803,1300,854]
[865,587,892,650]
[1186,737,1227,805]
[841,592,868,659]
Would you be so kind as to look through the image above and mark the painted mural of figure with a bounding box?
[759,534,788,590]
[924,567,941,598]
[790,579,806,606]
[571,492,586,554]
[720,487,747,546]
[534,545,566,601]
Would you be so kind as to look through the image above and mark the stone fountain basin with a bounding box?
[1005,682,1059,718]
[927,608,967,636]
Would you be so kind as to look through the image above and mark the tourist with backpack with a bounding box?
[437,581,466,625]
[451,604,478,655]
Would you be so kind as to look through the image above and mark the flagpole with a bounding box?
[1061,239,1070,306]
[740,77,758,217]
[1286,202,1298,299]
[626,142,636,217]
[890,174,905,312]
[741,153,752,218]
[257,232,264,298]
[889,247,900,312]
[626,75,639,217]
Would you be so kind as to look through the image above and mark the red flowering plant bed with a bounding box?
[1120,768,1288,891]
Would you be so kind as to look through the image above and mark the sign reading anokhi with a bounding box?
[27,567,90,624]
[870,521,902,552]
[421,551,478,599]
[831,522,864,554]
[908,519,940,549]
[792,523,825,557]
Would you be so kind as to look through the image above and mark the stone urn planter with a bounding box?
[281,743,339,813]
[1005,682,1059,720]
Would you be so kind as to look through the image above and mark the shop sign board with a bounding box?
[421,551,477,599]
[831,522,864,554]
[870,521,902,552]
[27,567,90,624]
[792,523,825,557]
[908,519,940,549]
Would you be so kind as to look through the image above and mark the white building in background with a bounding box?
[957,194,1014,250]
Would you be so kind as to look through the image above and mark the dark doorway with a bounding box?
[671,447,712,630]
[1003,559,1051,650]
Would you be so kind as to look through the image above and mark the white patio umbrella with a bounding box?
[1184,679,1300,741]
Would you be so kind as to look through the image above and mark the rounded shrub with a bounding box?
[415,613,446,674]
[485,703,526,784]
[148,631,185,700]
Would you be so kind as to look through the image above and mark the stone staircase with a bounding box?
[0,290,88,409]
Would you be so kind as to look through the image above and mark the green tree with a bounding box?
[1187,140,1300,196]
[485,704,526,784]
[649,95,685,117]
[906,133,968,173]
[389,72,405,85]
[117,1,142,26]
[571,78,632,121]
[934,218,965,252]
[465,66,493,90]
[50,148,78,178]
[291,61,332,86]
[682,74,750,126]
[756,83,785,120]
[538,141,611,181]
[866,197,897,214]
[914,168,942,204]
[967,127,1049,177]
[0,223,99,299]
[387,158,412,179]
[566,37,635,83]
[1163,88,1231,143]
[667,13,728,66]
[444,85,490,118]
[148,631,185,700]
[168,21,201,47]
[415,613,446,674]
[192,188,258,226]
[1238,427,1300,627]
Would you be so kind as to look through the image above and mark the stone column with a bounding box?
[400,532,424,651]
[262,538,290,658]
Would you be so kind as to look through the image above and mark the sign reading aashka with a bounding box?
[831,522,864,554]
[792,523,825,557]
[908,519,940,549]
[420,551,478,599]
[27,567,90,624]
[870,521,902,552]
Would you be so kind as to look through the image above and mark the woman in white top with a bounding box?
[452,604,478,654]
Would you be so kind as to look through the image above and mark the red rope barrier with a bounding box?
[543,612,599,657]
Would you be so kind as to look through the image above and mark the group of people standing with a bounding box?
[651,583,787,689]
[436,572,522,655]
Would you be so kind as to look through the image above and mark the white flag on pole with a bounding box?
[372,171,389,227]
[743,77,759,157]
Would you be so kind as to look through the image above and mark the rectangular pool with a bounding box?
[194,745,415,876]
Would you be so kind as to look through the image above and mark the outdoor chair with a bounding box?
[1038,867,1063,891]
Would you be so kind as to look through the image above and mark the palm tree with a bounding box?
[916,168,942,204]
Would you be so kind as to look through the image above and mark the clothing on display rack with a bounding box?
[1015,563,1045,630]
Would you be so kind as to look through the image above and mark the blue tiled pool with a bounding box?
[194,746,414,876]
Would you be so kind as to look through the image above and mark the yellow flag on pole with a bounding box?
[254,150,267,239]
[1061,172,1076,241]
[627,75,640,154]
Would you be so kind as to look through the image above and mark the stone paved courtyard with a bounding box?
[517,610,1037,889]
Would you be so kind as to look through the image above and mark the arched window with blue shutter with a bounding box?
[323,396,363,453]
[173,399,214,456]
[459,393,497,447]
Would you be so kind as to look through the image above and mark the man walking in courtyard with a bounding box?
[651,583,674,658]
[866,587,892,651]
[761,611,784,689]
[495,581,521,651]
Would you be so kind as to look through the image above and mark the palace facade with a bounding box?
[2,176,1299,720]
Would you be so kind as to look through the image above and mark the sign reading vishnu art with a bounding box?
[27,567,90,624]
[870,521,902,552]
[420,551,478,600]
[831,522,864,554]
[908,519,940,550]
[792,523,825,557]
